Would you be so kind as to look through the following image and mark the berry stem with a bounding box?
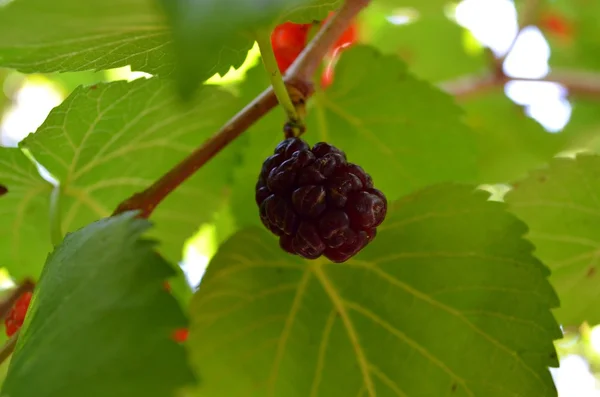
[49,184,63,246]
[112,0,369,219]
[0,280,35,321]
[255,28,303,131]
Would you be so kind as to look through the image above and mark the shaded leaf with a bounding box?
[190,184,560,397]
[0,0,174,76]
[506,155,600,326]
[157,0,336,98]
[1,212,196,397]
[0,148,53,280]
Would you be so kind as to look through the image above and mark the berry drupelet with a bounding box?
[256,137,387,263]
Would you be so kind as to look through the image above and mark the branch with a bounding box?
[440,69,600,100]
[0,279,35,321]
[114,0,371,218]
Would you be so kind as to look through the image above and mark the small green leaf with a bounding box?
[0,148,53,280]
[462,91,567,183]
[157,0,335,98]
[506,154,600,326]
[0,0,174,75]
[190,184,560,396]
[1,212,196,397]
[20,78,240,272]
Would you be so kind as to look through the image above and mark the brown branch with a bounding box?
[0,279,34,321]
[114,0,372,218]
[440,69,600,100]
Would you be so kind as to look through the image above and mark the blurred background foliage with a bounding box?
[1,0,600,394]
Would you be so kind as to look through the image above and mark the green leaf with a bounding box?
[231,45,479,230]
[505,155,600,326]
[189,184,560,397]
[1,212,196,397]
[0,148,53,280]
[20,78,240,272]
[462,91,567,183]
[364,10,487,82]
[559,99,600,153]
[0,0,176,76]
[157,0,335,98]
[308,46,478,198]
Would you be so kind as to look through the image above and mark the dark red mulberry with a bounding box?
[256,137,387,263]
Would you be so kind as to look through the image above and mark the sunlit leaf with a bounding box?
[506,154,600,326]
[190,184,560,396]
[17,78,240,294]
[0,148,53,280]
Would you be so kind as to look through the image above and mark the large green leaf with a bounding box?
[157,0,336,98]
[231,45,479,229]
[1,212,196,397]
[19,78,240,272]
[190,184,560,396]
[0,148,53,280]
[505,155,600,326]
[0,0,176,75]
[462,91,567,183]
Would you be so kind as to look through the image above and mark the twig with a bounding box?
[0,280,35,321]
[439,69,600,100]
[438,73,500,100]
[113,0,371,218]
[0,330,19,365]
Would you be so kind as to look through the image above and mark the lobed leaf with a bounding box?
[1,212,196,397]
[190,184,560,397]
[0,148,53,280]
[506,154,600,326]
[18,78,240,279]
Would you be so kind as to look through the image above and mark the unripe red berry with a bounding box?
[5,291,33,337]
